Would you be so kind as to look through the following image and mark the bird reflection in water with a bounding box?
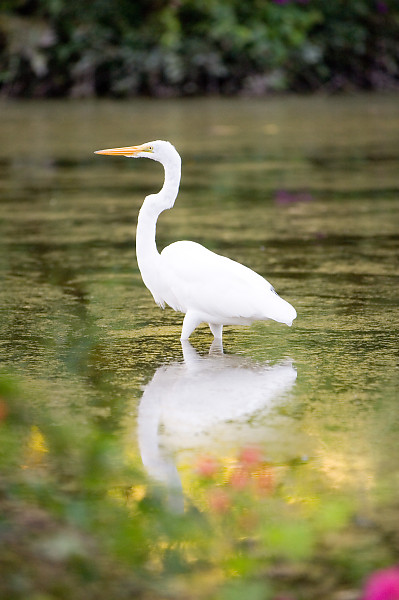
[137,341,297,510]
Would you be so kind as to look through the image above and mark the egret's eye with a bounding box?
[146,146,154,152]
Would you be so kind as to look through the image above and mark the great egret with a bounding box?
[95,140,296,340]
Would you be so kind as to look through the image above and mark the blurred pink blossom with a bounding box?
[207,488,230,514]
[238,445,263,466]
[195,455,218,478]
[362,567,399,600]
[229,468,250,490]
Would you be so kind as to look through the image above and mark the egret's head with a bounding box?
[94,140,179,165]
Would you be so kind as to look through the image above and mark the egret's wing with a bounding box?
[160,241,274,320]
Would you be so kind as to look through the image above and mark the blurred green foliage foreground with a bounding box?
[1,372,399,600]
[0,0,398,97]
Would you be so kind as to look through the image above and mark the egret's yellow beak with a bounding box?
[94,143,153,157]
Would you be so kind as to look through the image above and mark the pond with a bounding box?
[0,95,399,599]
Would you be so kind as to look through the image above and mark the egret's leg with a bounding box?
[209,323,223,340]
[181,311,202,341]
[209,338,224,355]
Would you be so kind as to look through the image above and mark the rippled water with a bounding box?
[0,96,398,532]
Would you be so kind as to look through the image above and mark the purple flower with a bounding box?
[362,567,399,600]
[376,1,389,13]
[274,189,313,205]
[272,0,309,3]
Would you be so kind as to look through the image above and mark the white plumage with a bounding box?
[95,140,297,340]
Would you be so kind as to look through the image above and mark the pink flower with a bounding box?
[239,445,263,467]
[229,468,251,490]
[195,455,219,478]
[362,567,399,600]
[256,467,275,494]
[207,489,230,514]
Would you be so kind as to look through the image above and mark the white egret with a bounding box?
[95,140,296,340]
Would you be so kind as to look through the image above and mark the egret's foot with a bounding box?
[209,338,224,355]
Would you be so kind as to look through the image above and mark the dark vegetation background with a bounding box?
[1,0,398,98]
[1,3,399,600]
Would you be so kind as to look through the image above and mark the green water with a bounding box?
[1,96,399,589]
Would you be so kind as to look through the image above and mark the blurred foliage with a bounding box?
[1,372,399,599]
[0,0,398,96]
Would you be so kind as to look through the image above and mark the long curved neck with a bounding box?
[136,154,181,288]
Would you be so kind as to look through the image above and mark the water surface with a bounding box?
[0,95,398,581]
